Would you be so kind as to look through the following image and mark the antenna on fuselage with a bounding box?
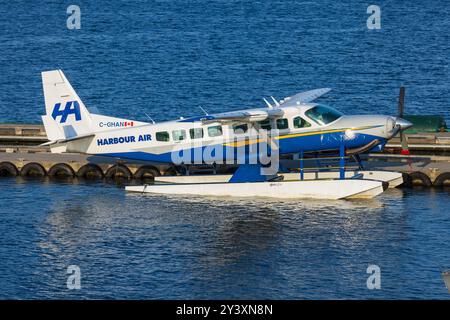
[270,96,280,107]
[263,98,273,109]
[199,106,209,115]
[143,112,156,124]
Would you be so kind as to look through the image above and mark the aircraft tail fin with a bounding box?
[41,70,149,146]
[41,70,94,142]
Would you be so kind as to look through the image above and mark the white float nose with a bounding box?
[395,117,413,130]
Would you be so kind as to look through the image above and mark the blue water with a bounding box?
[0,178,449,299]
[0,0,449,123]
[1,0,450,299]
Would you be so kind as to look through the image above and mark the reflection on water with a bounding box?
[0,177,448,299]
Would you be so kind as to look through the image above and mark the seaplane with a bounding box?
[40,70,412,199]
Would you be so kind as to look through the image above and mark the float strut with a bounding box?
[354,154,364,170]
[339,144,345,180]
[300,150,304,181]
[181,163,190,176]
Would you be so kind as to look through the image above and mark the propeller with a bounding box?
[397,86,410,155]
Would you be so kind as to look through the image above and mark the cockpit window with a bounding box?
[305,105,343,125]
[293,116,311,128]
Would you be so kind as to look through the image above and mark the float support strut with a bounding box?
[354,154,364,170]
[339,144,345,180]
[300,150,304,181]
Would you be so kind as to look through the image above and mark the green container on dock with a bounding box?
[403,115,448,134]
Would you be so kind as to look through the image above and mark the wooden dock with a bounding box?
[1,124,450,187]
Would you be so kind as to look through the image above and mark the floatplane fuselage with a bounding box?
[40,70,412,199]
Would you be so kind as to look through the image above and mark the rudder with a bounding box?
[41,69,94,140]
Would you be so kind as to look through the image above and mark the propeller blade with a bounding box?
[398,86,405,118]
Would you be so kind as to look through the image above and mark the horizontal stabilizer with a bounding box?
[40,133,95,147]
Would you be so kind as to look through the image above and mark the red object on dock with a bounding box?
[401,149,410,155]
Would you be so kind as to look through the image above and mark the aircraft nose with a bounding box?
[395,117,413,131]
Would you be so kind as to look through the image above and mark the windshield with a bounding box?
[305,105,343,125]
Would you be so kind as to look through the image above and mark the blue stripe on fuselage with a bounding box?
[98,131,386,163]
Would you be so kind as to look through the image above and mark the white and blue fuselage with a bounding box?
[40,70,411,168]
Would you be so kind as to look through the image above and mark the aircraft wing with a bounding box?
[180,88,330,124]
[202,108,284,123]
[279,88,331,107]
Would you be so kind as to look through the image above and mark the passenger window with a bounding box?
[276,118,289,130]
[172,130,186,141]
[233,124,248,134]
[189,128,204,139]
[156,131,170,142]
[257,119,272,130]
[208,125,223,137]
[293,116,311,128]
